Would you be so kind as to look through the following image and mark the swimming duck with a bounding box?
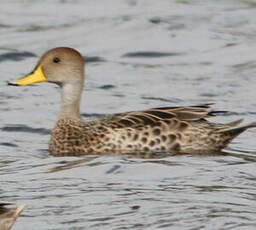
[0,203,25,230]
[9,47,256,156]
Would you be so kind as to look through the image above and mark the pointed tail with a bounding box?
[219,121,256,139]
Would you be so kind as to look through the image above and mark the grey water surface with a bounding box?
[1,0,256,229]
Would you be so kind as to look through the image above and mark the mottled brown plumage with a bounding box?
[0,203,25,230]
[10,47,256,156]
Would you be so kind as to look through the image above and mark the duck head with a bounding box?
[9,47,86,119]
[9,47,85,87]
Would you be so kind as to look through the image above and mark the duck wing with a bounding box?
[104,104,214,128]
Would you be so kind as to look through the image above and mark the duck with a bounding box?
[0,203,26,230]
[9,47,256,156]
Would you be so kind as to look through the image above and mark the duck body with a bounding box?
[9,47,256,156]
[50,105,254,156]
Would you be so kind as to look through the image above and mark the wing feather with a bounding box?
[104,104,213,128]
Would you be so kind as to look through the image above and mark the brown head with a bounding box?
[9,47,86,119]
[10,47,85,87]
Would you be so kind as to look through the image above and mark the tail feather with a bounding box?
[224,119,243,127]
[219,121,256,138]
[214,121,256,149]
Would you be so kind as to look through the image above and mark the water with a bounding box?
[1,0,256,229]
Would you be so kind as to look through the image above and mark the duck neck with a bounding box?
[58,82,83,120]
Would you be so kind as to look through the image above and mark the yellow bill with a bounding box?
[10,65,46,86]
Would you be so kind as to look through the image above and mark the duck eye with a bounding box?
[53,57,60,63]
